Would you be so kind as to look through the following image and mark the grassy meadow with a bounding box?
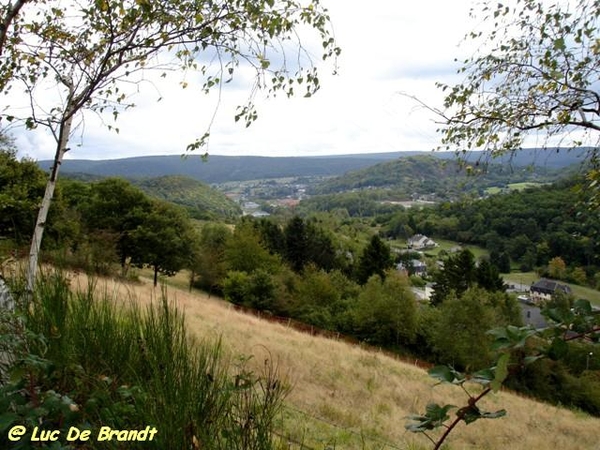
[69,272,600,450]
[484,182,547,195]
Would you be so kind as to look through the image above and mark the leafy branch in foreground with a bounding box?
[406,303,600,450]
[405,336,514,450]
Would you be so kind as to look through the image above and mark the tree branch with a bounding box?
[0,0,30,56]
[433,387,491,450]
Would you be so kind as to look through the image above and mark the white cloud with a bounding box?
[9,0,478,161]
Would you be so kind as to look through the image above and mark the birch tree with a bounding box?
[0,0,340,291]
[429,0,600,204]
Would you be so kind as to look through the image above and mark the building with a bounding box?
[407,234,438,250]
[396,259,428,277]
[530,278,572,304]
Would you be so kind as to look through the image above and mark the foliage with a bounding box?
[434,0,600,204]
[429,290,497,371]
[283,216,309,272]
[2,0,339,291]
[408,285,600,449]
[223,269,277,311]
[225,221,281,275]
[191,222,232,295]
[354,234,393,285]
[254,218,286,256]
[2,0,340,132]
[384,177,600,282]
[306,155,566,203]
[1,271,289,449]
[0,143,47,245]
[430,249,505,306]
[548,256,568,279]
[350,272,418,347]
[283,265,341,329]
[281,216,338,273]
[130,201,195,286]
[132,175,241,221]
[82,178,154,268]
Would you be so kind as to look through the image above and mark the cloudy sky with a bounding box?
[11,0,479,161]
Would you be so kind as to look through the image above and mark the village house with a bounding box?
[530,278,572,304]
[396,259,428,277]
[407,234,438,250]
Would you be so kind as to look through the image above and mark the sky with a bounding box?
[10,0,479,161]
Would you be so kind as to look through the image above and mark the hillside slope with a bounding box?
[131,175,241,220]
[72,274,600,450]
[311,155,568,197]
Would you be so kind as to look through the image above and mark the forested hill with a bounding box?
[130,175,241,221]
[310,155,571,196]
[37,148,588,184]
[38,154,388,183]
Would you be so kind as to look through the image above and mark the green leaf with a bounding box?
[0,412,19,433]
[461,405,482,424]
[461,405,507,425]
[573,298,592,315]
[553,37,566,51]
[428,365,464,384]
[405,403,456,432]
[471,368,495,386]
[491,353,509,392]
[481,409,506,420]
[488,325,536,350]
[543,307,573,324]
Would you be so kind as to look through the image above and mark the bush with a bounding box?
[223,269,277,311]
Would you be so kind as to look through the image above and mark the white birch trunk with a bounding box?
[26,111,74,292]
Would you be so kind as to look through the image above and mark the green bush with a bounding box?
[223,269,277,311]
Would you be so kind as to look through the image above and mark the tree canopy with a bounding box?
[433,0,600,203]
[0,138,46,245]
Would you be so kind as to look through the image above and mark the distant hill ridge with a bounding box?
[309,154,571,196]
[38,148,589,184]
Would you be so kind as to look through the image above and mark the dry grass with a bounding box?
[69,273,600,450]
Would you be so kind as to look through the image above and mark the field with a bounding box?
[485,182,546,195]
[70,272,600,450]
[424,238,489,259]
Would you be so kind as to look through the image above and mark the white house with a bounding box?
[407,234,438,250]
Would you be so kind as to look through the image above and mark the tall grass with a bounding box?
[4,270,289,449]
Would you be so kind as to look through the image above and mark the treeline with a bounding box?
[382,177,600,286]
[1,149,195,285]
[296,190,401,217]
[191,217,520,361]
